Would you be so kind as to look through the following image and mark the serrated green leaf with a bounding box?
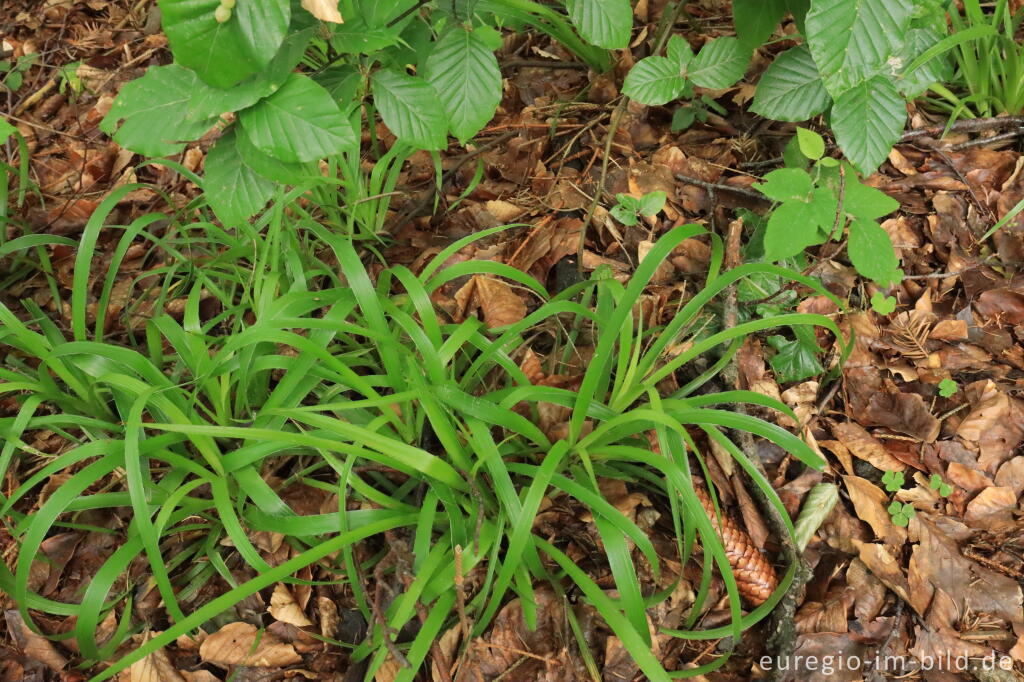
[830,76,906,174]
[314,65,363,112]
[186,27,314,121]
[424,27,502,143]
[844,179,899,220]
[371,69,449,151]
[666,35,694,70]
[688,37,749,89]
[733,0,787,49]
[805,0,912,95]
[235,129,311,186]
[796,127,825,160]
[895,26,951,98]
[755,168,813,203]
[204,128,275,225]
[751,46,831,121]
[623,56,685,106]
[763,200,826,260]
[159,0,290,88]
[238,73,356,163]
[847,218,901,284]
[566,0,632,49]
[100,65,220,156]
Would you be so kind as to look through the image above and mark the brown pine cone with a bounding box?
[692,484,779,606]
[644,430,779,606]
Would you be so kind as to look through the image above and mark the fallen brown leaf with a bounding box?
[199,622,302,667]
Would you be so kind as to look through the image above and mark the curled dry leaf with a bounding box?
[843,475,907,547]
[270,583,313,628]
[300,0,343,23]
[832,422,907,472]
[199,622,302,667]
[120,635,187,682]
[470,275,527,329]
[964,486,1018,530]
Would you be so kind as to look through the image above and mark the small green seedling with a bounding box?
[881,469,904,493]
[871,292,897,314]
[929,473,952,497]
[610,190,667,226]
[0,53,38,93]
[938,378,957,398]
[887,500,916,527]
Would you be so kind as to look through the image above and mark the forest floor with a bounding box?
[1,1,1023,681]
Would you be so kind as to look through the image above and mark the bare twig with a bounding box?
[674,172,766,201]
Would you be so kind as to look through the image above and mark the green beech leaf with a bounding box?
[371,69,449,151]
[235,130,311,186]
[763,201,825,260]
[238,73,356,163]
[186,27,314,120]
[844,181,899,220]
[100,65,220,156]
[805,0,912,96]
[847,218,901,284]
[204,128,275,225]
[688,37,749,89]
[159,0,290,88]
[830,76,906,175]
[666,35,694,69]
[796,127,825,160]
[733,0,787,49]
[754,168,813,203]
[566,0,632,49]
[750,46,830,121]
[623,56,685,106]
[424,27,502,143]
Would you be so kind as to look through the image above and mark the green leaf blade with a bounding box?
[622,56,685,106]
[566,0,632,49]
[238,73,356,163]
[688,37,749,89]
[158,0,290,88]
[371,69,449,151]
[750,46,830,121]
[830,76,906,174]
[424,27,502,144]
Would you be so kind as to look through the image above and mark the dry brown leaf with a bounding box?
[301,0,343,23]
[843,475,907,547]
[472,276,526,328]
[121,638,187,682]
[270,584,312,628]
[964,486,1018,530]
[4,609,67,672]
[854,540,911,602]
[316,597,339,639]
[199,622,302,667]
[833,422,907,471]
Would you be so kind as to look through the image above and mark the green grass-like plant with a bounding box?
[1,191,845,679]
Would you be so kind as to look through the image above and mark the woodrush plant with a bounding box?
[0,208,846,678]
[928,0,1024,121]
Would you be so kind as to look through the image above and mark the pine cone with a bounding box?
[692,484,779,606]
[644,430,779,606]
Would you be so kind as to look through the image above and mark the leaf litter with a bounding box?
[1,0,1023,680]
